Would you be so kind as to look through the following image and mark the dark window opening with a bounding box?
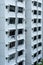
[9,18,15,24]
[9,41,15,48]
[38,35,41,39]
[34,53,37,57]
[38,27,41,31]
[18,29,23,34]
[18,50,23,56]
[9,5,15,12]
[18,7,23,13]
[18,39,24,45]
[38,50,41,55]
[38,42,42,47]
[38,58,41,62]
[18,0,23,2]
[38,11,41,15]
[9,30,15,36]
[34,1,37,6]
[34,19,37,23]
[34,61,37,65]
[33,27,37,32]
[34,10,37,15]
[33,36,37,40]
[9,53,15,60]
[34,44,37,49]
[18,18,23,23]
[18,61,23,65]
[38,19,41,23]
[38,3,41,7]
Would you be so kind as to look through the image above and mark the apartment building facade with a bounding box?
[42,0,43,59]
[25,0,42,65]
[0,0,25,65]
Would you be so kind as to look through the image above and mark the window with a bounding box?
[38,3,41,7]
[9,18,15,24]
[9,5,15,12]
[34,1,37,6]
[18,39,24,45]
[34,44,37,49]
[18,0,23,2]
[18,61,23,65]
[38,58,41,62]
[18,18,23,23]
[38,50,41,55]
[34,10,37,15]
[18,29,23,34]
[9,30,15,36]
[38,42,42,47]
[38,27,41,31]
[18,50,23,56]
[9,41,15,48]
[33,36,37,40]
[34,19,37,23]
[38,19,41,23]
[38,11,41,15]
[33,27,37,32]
[34,61,37,65]
[38,35,41,39]
[34,53,37,57]
[9,53,15,60]
[18,7,23,13]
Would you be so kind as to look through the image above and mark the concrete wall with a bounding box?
[25,0,32,65]
[42,0,43,59]
[0,0,5,65]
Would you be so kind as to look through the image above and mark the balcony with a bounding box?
[38,54,42,59]
[8,35,15,42]
[17,24,25,29]
[5,22,16,31]
[5,0,16,6]
[5,11,15,19]
[6,56,16,65]
[32,48,37,55]
[17,1,25,8]
[17,34,25,40]
[17,44,25,51]
[17,54,25,63]
[38,46,42,51]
